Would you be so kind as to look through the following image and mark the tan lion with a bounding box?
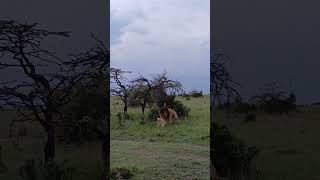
[158,106,178,126]
[156,117,167,127]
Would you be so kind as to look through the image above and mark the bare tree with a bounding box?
[210,52,240,179]
[110,68,132,114]
[64,34,110,180]
[0,20,73,163]
[210,52,240,109]
[0,20,109,167]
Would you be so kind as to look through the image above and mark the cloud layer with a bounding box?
[111,0,210,92]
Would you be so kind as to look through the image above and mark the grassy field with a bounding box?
[5,95,319,179]
[110,95,210,179]
[0,95,210,180]
[214,105,320,180]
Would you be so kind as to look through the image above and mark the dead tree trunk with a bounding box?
[124,101,128,114]
[44,125,55,163]
[141,103,146,121]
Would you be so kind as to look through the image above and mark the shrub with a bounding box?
[186,97,190,100]
[124,112,134,120]
[154,94,176,108]
[114,112,135,128]
[111,167,134,180]
[59,115,105,143]
[116,112,134,121]
[182,93,191,98]
[59,90,108,143]
[127,92,140,107]
[170,100,191,118]
[148,107,159,121]
[212,122,259,178]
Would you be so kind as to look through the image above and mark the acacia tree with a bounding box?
[0,20,109,167]
[110,68,132,114]
[150,71,184,108]
[130,76,152,120]
[210,52,240,108]
[63,34,110,180]
[210,52,241,178]
[130,72,184,121]
[0,20,73,163]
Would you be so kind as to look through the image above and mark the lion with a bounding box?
[156,117,167,127]
[159,106,178,125]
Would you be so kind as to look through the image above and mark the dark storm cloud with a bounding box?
[1,0,109,45]
[212,0,320,104]
[0,0,109,80]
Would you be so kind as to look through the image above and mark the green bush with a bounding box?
[127,92,140,107]
[116,112,134,121]
[182,93,191,98]
[148,107,159,121]
[171,100,191,118]
[111,167,134,180]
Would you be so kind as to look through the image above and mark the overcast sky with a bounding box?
[111,0,210,94]
[212,0,320,104]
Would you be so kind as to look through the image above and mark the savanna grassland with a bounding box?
[214,105,320,180]
[0,110,103,180]
[110,95,210,180]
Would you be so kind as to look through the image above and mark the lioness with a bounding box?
[157,117,167,127]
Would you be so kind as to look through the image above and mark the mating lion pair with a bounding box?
[156,106,178,127]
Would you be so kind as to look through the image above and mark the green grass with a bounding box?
[111,140,209,180]
[111,95,210,179]
[0,95,210,180]
[215,106,320,180]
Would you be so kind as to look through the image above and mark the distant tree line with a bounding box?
[218,82,297,115]
[180,89,203,98]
